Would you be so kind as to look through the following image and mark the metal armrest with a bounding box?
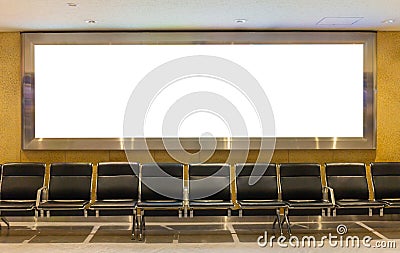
[83,202,92,210]
[323,186,335,206]
[233,200,240,209]
[36,186,48,208]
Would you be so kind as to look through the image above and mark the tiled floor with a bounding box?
[0,216,400,252]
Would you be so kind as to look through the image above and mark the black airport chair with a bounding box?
[370,162,400,215]
[89,162,139,239]
[37,163,93,217]
[0,163,46,229]
[280,163,335,231]
[136,163,184,240]
[235,163,287,235]
[325,163,385,216]
[188,164,234,217]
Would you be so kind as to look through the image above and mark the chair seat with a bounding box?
[189,200,233,208]
[287,200,334,208]
[0,201,36,210]
[336,199,385,208]
[238,200,286,208]
[137,200,183,208]
[90,200,137,210]
[38,200,89,210]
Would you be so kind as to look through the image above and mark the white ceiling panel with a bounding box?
[0,0,399,31]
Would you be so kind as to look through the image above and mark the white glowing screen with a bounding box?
[34,44,364,138]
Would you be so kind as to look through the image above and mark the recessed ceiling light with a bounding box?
[85,20,97,24]
[382,19,395,24]
[67,3,78,7]
[234,19,247,24]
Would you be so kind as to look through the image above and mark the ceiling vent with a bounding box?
[317,17,363,25]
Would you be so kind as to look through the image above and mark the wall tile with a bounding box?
[21,150,66,163]
[332,150,376,163]
[1,32,399,165]
[65,151,109,163]
[0,33,21,163]
[288,150,333,163]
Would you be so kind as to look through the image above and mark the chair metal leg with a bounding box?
[272,217,277,229]
[369,208,372,216]
[239,209,243,217]
[1,217,10,229]
[281,209,291,235]
[190,209,194,218]
[280,217,285,226]
[142,215,146,231]
[138,214,143,241]
[275,209,283,235]
[380,208,384,217]
[284,212,292,236]
[227,209,231,217]
[179,209,182,218]
[132,211,136,240]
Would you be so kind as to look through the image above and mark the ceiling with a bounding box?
[0,0,399,32]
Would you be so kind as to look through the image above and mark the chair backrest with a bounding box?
[140,163,184,201]
[280,163,322,201]
[48,163,92,201]
[188,164,231,201]
[235,163,278,201]
[325,163,368,200]
[370,162,400,200]
[0,163,45,200]
[96,162,139,200]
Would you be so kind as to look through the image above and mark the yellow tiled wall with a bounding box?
[1,32,399,164]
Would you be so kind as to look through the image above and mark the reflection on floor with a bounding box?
[0,216,399,252]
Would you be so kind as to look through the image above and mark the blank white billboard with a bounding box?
[34,44,364,138]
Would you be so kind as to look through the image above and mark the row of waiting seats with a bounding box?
[0,162,400,240]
